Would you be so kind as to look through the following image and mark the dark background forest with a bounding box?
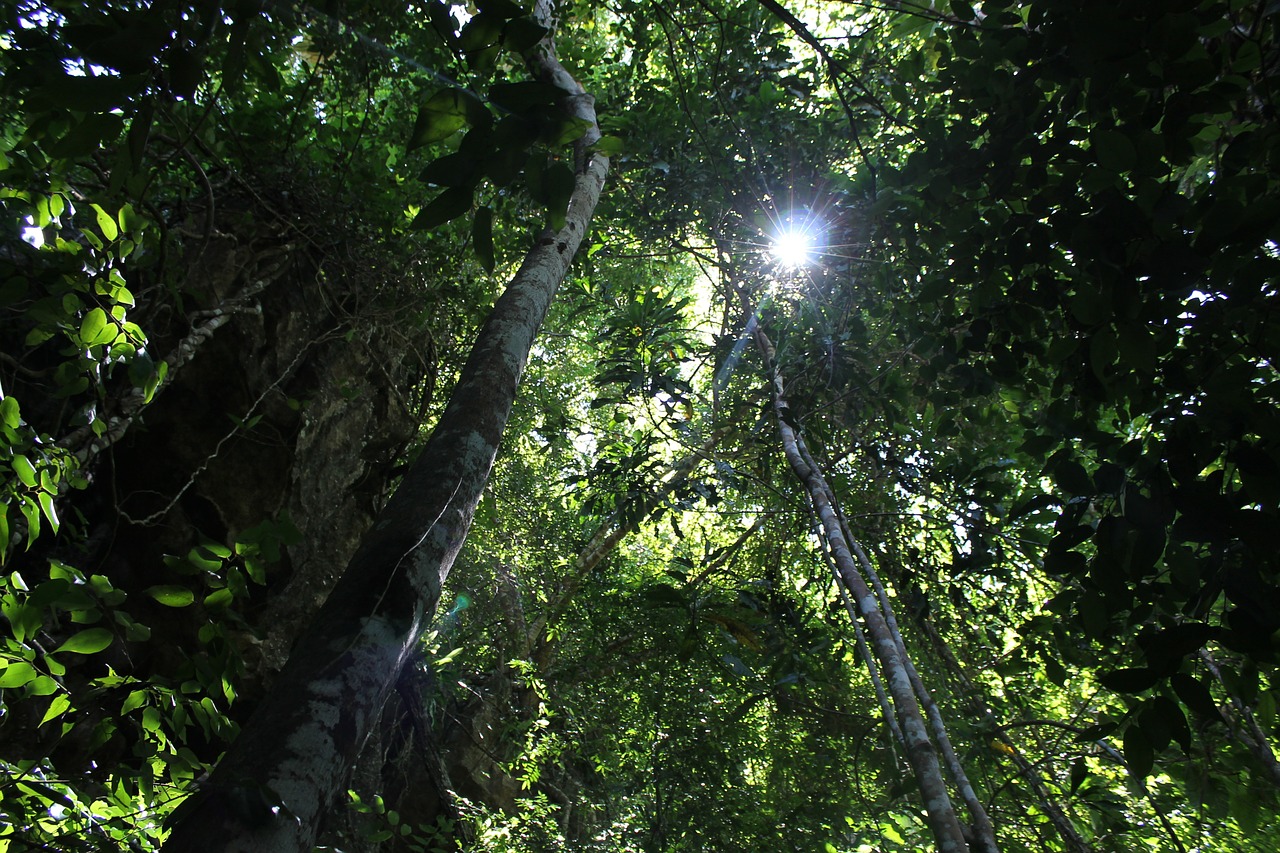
[1,0,1278,850]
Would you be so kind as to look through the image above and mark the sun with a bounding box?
[771,227,816,269]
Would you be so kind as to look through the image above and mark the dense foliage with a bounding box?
[1,0,1277,850]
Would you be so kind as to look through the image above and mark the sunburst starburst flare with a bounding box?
[771,226,817,269]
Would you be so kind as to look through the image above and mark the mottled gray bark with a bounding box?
[751,322,972,853]
[847,536,997,853]
[161,7,607,850]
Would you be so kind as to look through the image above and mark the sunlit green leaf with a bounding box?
[146,585,195,607]
[39,694,71,726]
[0,395,19,428]
[12,454,37,487]
[0,662,36,688]
[90,203,119,242]
[54,628,114,655]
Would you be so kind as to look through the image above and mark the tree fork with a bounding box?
[161,5,608,849]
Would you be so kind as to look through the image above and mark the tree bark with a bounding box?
[845,534,997,853]
[750,322,973,853]
[161,7,607,850]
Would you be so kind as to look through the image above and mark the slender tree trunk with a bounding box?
[845,534,997,853]
[808,495,905,752]
[162,9,607,850]
[749,322,973,853]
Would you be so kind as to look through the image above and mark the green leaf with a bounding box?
[1230,783,1260,834]
[1091,129,1137,174]
[420,150,485,188]
[142,705,161,732]
[185,547,224,572]
[408,89,481,150]
[591,135,625,157]
[1053,459,1093,496]
[722,654,753,677]
[54,628,114,655]
[39,694,71,727]
[473,206,495,272]
[167,47,203,99]
[641,584,686,608]
[126,100,154,170]
[37,491,58,533]
[146,585,195,607]
[410,187,474,231]
[20,495,41,545]
[544,161,575,231]
[200,540,233,559]
[204,588,234,609]
[1099,667,1158,693]
[477,0,526,18]
[90,203,119,242]
[118,202,144,237]
[1171,672,1219,720]
[44,72,145,112]
[541,116,593,147]
[1069,758,1088,794]
[29,578,73,611]
[80,307,108,343]
[121,689,147,715]
[12,455,37,487]
[0,395,19,428]
[0,662,36,688]
[502,17,550,52]
[459,11,504,53]
[488,81,563,113]
[1123,723,1155,778]
[63,20,170,74]
[28,675,59,696]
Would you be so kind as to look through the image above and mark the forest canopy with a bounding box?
[1,0,1278,851]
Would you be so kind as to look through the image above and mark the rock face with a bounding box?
[47,204,419,737]
[3,189,559,848]
[100,212,564,850]
[0,188,434,814]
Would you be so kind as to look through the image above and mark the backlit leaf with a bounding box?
[146,585,196,607]
[410,187,474,231]
[409,89,480,150]
[55,628,114,655]
[91,203,119,242]
[39,694,71,727]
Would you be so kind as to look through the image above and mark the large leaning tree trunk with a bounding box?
[162,8,608,851]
